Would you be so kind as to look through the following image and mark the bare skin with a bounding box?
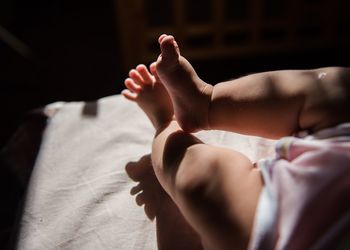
[122,64,203,250]
[122,34,350,249]
[122,63,174,130]
[122,64,262,250]
[126,155,202,250]
[156,34,350,138]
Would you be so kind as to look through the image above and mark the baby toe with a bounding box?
[129,69,144,84]
[121,89,138,101]
[136,64,154,84]
[150,62,160,79]
[125,78,141,93]
[157,35,180,69]
[158,34,167,43]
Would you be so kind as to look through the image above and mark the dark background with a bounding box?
[0,0,349,248]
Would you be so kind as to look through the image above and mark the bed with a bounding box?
[3,95,275,249]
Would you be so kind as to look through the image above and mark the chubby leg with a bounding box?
[152,121,263,250]
[156,34,350,138]
[154,34,301,137]
[123,63,202,249]
[123,63,263,249]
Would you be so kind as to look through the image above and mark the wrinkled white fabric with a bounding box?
[16,95,275,250]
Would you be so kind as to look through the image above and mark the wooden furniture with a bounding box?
[115,0,350,70]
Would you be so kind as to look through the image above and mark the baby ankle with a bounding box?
[201,84,214,130]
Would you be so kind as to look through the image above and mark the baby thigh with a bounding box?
[174,144,263,250]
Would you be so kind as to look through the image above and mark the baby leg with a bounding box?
[123,63,203,249]
[156,35,350,138]
[123,63,263,249]
[152,120,263,250]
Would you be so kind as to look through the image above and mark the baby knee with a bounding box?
[174,144,219,197]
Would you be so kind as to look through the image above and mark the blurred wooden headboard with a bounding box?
[115,0,350,70]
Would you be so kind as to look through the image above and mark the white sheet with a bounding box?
[15,95,275,249]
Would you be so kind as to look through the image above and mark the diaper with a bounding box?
[249,123,350,250]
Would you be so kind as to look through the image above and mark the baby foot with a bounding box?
[156,34,213,133]
[122,63,174,131]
